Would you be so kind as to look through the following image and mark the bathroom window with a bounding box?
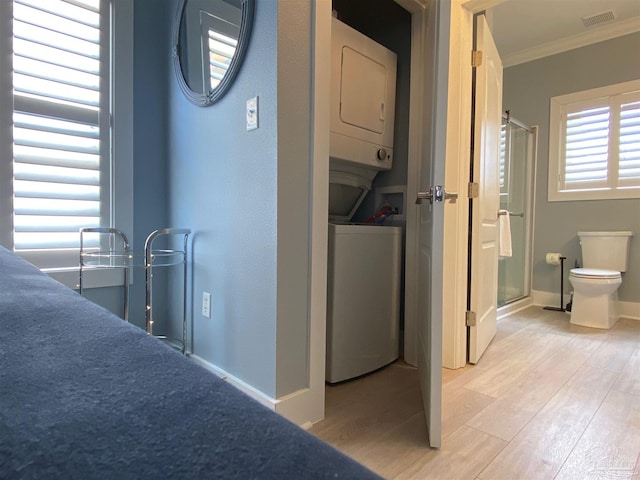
[0,0,132,287]
[548,79,640,201]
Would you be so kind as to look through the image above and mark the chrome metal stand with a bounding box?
[79,227,191,353]
[79,227,131,320]
[144,228,191,353]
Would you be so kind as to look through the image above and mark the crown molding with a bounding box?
[503,17,640,67]
[462,0,506,14]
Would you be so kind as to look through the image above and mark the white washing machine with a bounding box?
[326,223,401,383]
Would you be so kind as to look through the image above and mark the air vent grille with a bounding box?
[581,10,615,28]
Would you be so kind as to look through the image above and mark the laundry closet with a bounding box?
[325,0,412,383]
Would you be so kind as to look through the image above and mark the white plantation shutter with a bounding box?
[562,103,609,190]
[618,95,640,187]
[208,30,237,89]
[549,80,640,201]
[499,122,506,191]
[12,0,109,267]
[200,8,240,91]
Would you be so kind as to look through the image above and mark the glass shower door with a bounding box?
[498,117,534,307]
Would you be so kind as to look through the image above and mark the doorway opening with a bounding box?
[325,0,412,382]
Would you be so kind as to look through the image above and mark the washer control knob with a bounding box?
[376,148,387,161]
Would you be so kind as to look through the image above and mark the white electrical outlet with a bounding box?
[202,292,211,318]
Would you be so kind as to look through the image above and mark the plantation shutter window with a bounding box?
[548,79,640,201]
[12,0,109,269]
[618,94,640,187]
[561,101,610,191]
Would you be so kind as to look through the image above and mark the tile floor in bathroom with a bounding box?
[309,306,640,480]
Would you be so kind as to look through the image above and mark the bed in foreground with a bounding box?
[0,246,380,479]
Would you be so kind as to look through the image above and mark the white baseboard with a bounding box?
[618,300,640,321]
[532,289,571,310]
[188,354,320,428]
[498,296,534,319]
[531,289,640,321]
[189,354,277,409]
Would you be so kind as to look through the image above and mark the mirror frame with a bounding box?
[172,0,255,106]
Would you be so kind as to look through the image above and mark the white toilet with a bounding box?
[568,231,633,329]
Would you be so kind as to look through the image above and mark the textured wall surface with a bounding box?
[166,0,314,398]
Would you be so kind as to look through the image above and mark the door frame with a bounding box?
[302,0,510,426]
[404,0,510,371]
[304,0,440,425]
[396,0,429,368]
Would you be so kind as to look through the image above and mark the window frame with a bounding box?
[548,79,640,202]
[0,0,132,289]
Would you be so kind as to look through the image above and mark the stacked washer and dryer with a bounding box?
[325,18,402,384]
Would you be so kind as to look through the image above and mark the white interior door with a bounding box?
[412,0,455,449]
[468,14,503,364]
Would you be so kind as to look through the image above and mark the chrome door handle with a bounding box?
[416,186,458,205]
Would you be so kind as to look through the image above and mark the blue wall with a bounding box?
[83,0,170,330]
[90,0,314,401]
[130,0,171,329]
[166,0,278,396]
[165,0,315,399]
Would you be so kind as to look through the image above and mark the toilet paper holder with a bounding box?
[544,254,567,312]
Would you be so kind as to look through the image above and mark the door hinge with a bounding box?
[465,310,477,327]
[468,182,480,198]
[472,50,483,67]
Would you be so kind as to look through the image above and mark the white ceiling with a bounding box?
[489,0,640,67]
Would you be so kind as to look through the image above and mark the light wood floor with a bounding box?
[309,306,640,480]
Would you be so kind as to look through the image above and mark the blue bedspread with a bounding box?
[0,247,380,479]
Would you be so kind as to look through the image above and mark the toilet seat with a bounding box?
[570,268,621,279]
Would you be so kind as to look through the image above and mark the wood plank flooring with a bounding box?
[309,306,640,479]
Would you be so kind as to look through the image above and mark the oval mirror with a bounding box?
[173,0,255,106]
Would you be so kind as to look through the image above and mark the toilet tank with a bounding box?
[578,231,633,272]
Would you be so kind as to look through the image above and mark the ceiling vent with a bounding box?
[581,10,615,28]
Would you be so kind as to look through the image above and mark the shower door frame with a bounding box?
[498,116,537,308]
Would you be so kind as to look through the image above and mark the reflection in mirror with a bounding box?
[174,0,254,106]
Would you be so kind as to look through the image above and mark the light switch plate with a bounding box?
[202,292,211,318]
[246,96,258,131]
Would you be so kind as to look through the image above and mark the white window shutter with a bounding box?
[208,30,238,89]
[548,79,640,201]
[200,9,239,91]
[562,104,610,191]
[618,95,640,187]
[499,123,506,190]
[12,0,107,263]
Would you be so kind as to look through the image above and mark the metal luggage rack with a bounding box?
[79,227,191,354]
